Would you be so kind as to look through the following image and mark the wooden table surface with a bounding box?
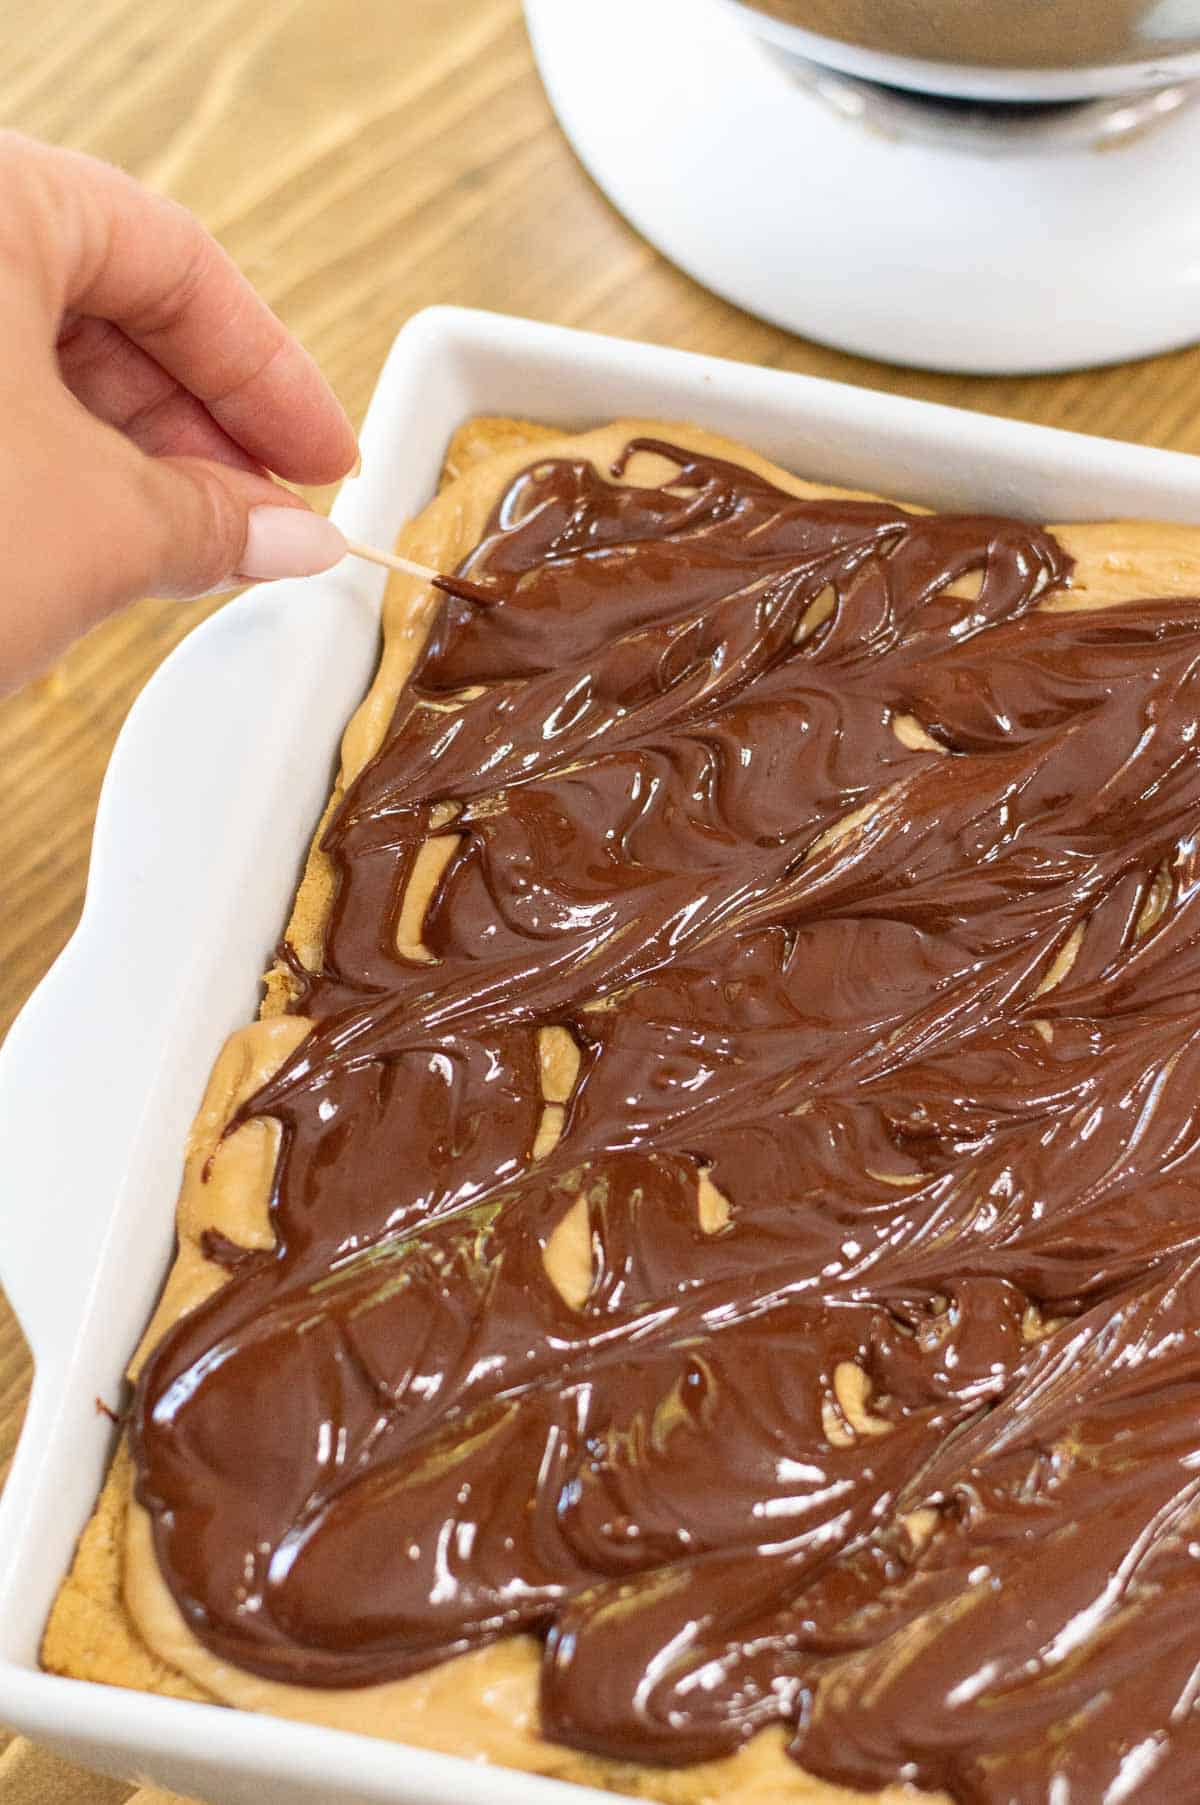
[4,0,1200,1794]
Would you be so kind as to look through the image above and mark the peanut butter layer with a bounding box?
[46,417,1200,1803]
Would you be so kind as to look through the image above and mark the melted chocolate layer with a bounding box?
[132,440,1200,1798]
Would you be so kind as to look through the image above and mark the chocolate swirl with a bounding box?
[132,440,1200,1799]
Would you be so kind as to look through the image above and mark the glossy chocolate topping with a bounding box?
[133,440,1200,1799]
[430,570,502,607]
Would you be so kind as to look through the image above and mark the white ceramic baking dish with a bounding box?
[3,306,1200,1804]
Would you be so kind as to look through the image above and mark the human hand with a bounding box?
[0,131,357,692]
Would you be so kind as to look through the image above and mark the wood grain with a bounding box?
[4,0,1200,1794]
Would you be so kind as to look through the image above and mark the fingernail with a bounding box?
[240,507,347,580]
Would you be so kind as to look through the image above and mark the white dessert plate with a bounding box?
[2,307,1200,1804]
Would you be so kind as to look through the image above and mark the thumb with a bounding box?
[2,404,351,692]
[133,451,347,599]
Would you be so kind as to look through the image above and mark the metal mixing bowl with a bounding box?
[723,0,1200,99]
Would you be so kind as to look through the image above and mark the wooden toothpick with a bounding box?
[342,536,499,606]
[342,538,444,584]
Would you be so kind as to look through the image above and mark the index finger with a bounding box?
[10,134,357,485]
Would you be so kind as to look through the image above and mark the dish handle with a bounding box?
[0,947,112,1365]
[0,927,184,1371]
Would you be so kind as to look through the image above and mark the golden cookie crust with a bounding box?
[43,415,1200,1804]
